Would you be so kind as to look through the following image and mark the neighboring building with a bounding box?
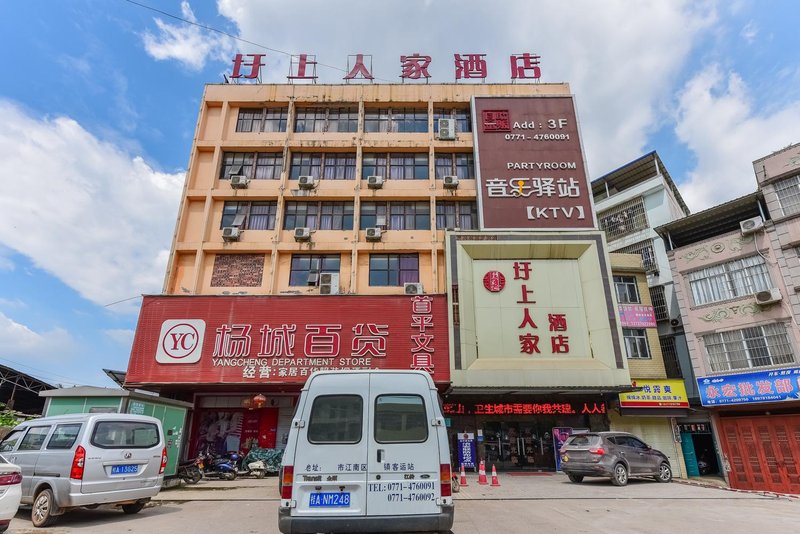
[125,82,633,470]
[608,252,688,479]
[593,153,693,396]
[0,363,53,416]
[657,143,800,494]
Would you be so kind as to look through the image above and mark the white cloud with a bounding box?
[0,311,73,356]
[0,100,184,312]
[0,298,26,309]
[675,64,800,210]
[105,328,135,346]
[740,21,758,44]
[142,1,235,71]
[215,0,715,177]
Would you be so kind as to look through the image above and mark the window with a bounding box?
[614,275,640,303]
[436,202,478,229]
[774,174,800,217]
[294,107,358,133]
[598,197,648,240]
[434,153,475,179]
[234,107,288,133]
[703,323,795,372]
[362,153,428,180]
[565,434,600,447]
[236,108,261,132]
[623,328,651,359]
[361,202,430,230]
[283,202,354,230]
[369,254,419,286]
[18,426,52,451]
[308,395,363,444]
[433,108,471,133]
[220,152,283,180]
[0,429,25,452]
[375,395,428,443]
[91,421,160,449]
[362,154,388,178]
[290,153,356,180]
[649,285,669,322]
[47,423,82,450]
[617,239,657,271]
[364,108,427,133]
[660,336,683,378]
[289,254,341,286]
[688,255,771,306]
[221,202,277,230]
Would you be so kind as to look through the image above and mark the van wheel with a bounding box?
[122,501,146,514]
[32,488,58,528]
[611,463,628,487]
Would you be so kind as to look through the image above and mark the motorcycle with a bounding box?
[198,450,238,480]
[234,451,266,479]
[177,457,203,484]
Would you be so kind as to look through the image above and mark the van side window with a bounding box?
[375,395,428,443]
[91,421,160,449]
[308,395,363,444]
[17,426,52,451]
[46,423,82,450]
[0,429,25,452]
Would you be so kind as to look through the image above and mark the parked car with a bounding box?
[0,413,167,527]
[559,431,672,486]
[279,370,454,534]
[0,454,22,533]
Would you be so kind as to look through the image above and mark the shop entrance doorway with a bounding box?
[482,421,557,470]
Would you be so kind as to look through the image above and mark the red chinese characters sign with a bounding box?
[473,96,594,230]
[126,295,449,386]
[443,401,607,416]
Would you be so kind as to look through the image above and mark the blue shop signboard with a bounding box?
[697,366,800,406]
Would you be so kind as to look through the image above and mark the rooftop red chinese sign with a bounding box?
[473,96,595,230]
[126,295,449,387]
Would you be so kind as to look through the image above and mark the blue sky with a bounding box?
[0,0,798,388]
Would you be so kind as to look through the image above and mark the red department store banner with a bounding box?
[473,96,594,230]
[126,295,449,386]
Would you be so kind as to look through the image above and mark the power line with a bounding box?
[122,0,388,79]
[0,356,95,387]
[103,294,142,307]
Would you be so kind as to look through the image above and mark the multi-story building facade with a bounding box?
[657,142,800,493]
[125,82,634,472]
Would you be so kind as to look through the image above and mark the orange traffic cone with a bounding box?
[490,464,501,486]
[459,464,468,486]
[477,460,488,485]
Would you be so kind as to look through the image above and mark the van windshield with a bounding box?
[91,421,160,449]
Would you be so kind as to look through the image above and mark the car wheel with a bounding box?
[567,473,584,483]
[611,463,628,486]
[656,462,672,483]
[121,501,146,514]
[31,488,58,528]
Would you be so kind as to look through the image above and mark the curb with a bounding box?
[674,478,800,500]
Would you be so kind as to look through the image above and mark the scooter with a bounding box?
[234,451,266,479]
[177,456,203,484]
[198,450,238,480]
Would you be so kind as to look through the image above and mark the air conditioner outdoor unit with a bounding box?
[443,175,459,189]
[365,227,383,242]
[229,175,250,189]
[669,318,682,328]
[740,216,764,235]
[404,282,423,295]
[319,272,340,295]
[294,227,311,241]
[297,175,317,190]
[755,287,782,305]
[222,226,241,241]
[437,118,456,140]
[367,175,384,189]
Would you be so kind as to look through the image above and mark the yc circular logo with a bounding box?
[483,271,506,292]
[156,319,205,364]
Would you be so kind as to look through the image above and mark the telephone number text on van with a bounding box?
[388,492,436,502]
[369,481,435,492]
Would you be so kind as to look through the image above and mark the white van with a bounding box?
[278,370,454,534]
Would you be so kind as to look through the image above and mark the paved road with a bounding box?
[8,474,798,533]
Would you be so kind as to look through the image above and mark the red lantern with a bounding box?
[253,394,267,409]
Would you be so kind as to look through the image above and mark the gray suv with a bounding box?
[0,413,166,527]
[559,432,672,486]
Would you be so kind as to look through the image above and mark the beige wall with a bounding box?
[165,83,570,297]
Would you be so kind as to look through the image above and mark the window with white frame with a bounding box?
[613,275,640,304]
[774,174,800,217]
[623,328,651,359]
[703,323,795,372]
[597,197,648,241]
[688,255,772,306]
